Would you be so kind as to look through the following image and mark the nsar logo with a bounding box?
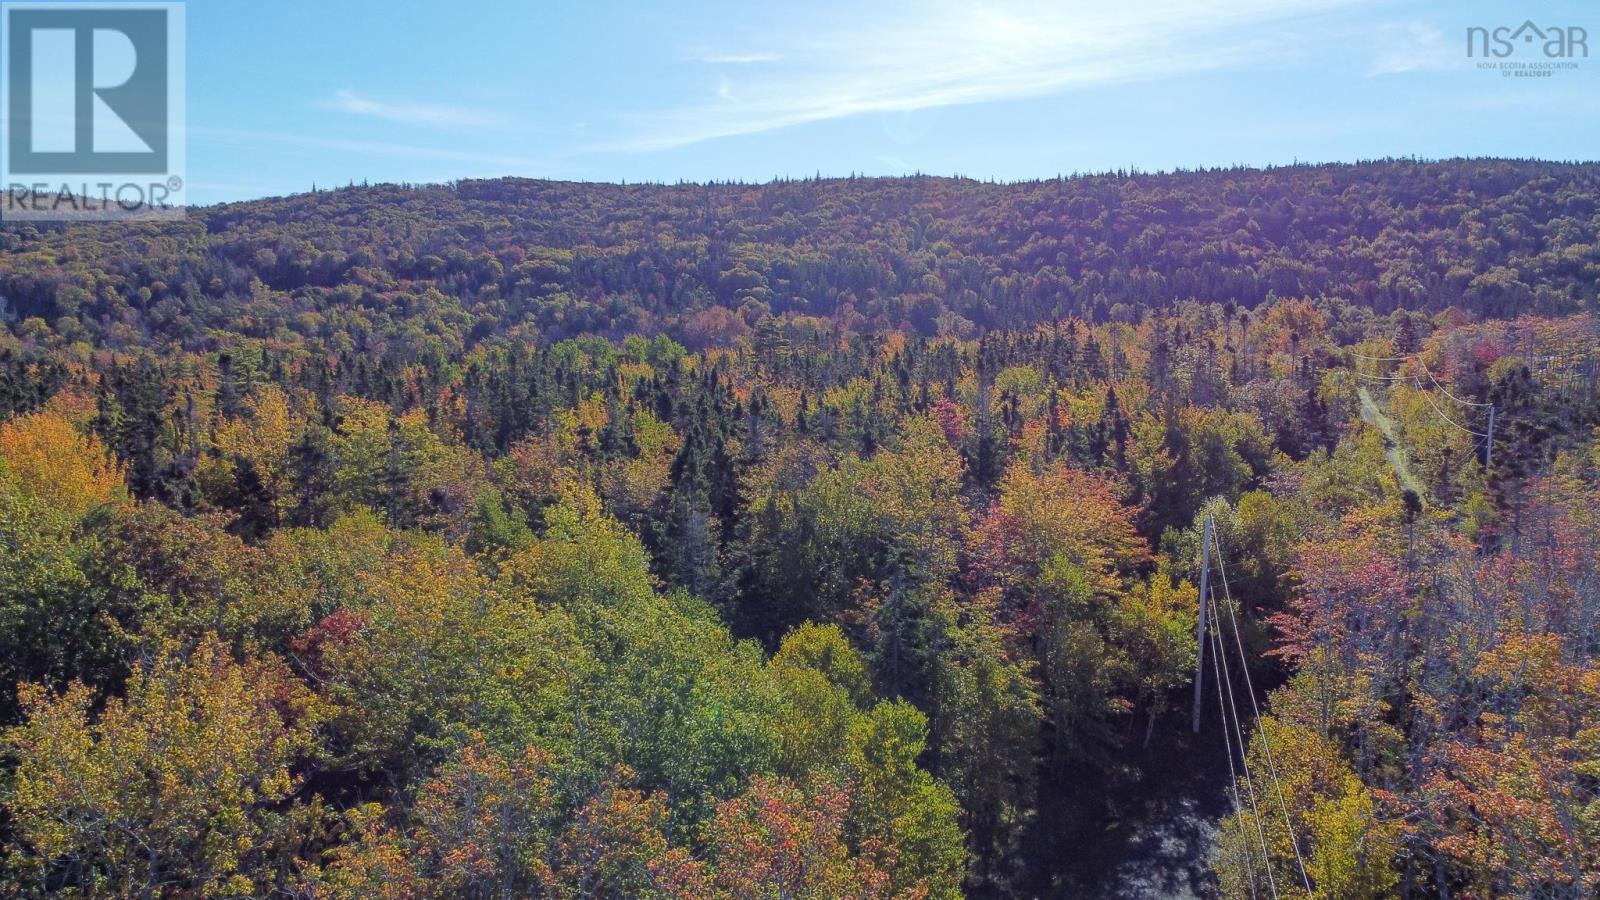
[1466,20,1588,59]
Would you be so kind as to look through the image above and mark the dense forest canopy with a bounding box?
[4,159,1598,358]
[2,159,1600,898]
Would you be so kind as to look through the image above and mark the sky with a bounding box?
[179,0,1599,203]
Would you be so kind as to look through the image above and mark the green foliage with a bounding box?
[2,636,326,898]
[935,628,1042,886]
[844,701,966,899]
[6,162,1600,896]
[0,476,142,722]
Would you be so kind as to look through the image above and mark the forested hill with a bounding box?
[4,159,1599,354]
[5,160,1600,898]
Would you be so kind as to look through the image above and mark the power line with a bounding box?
[1214,529,1314,894]
[1411,375,1489,438]
[1415,356,1492,408]
[1209,615,1262,900]
[1210,580,1281,900]
[1350,349,1493,409]
[1352,358,1492,440]
[1196,512,1275,899]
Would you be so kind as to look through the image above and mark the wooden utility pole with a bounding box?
[1484,404,1495,469]
[1192,515,1214,734]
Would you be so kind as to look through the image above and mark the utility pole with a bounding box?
[1192,514,1214,734]
[1484,404,1495,469]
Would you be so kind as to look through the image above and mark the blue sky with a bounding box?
[184,0,1599,203]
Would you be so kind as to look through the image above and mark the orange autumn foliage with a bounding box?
[0,410,124,518]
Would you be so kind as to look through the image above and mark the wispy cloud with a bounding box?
[699,52,783,64]
[320,89,504,129]
[1366,22,1457,76]
[610,0,1375,152]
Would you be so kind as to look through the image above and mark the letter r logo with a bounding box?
[5,6,169,173]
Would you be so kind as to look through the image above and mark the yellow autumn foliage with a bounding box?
[3,635,325,897]
[0,409,124,519]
